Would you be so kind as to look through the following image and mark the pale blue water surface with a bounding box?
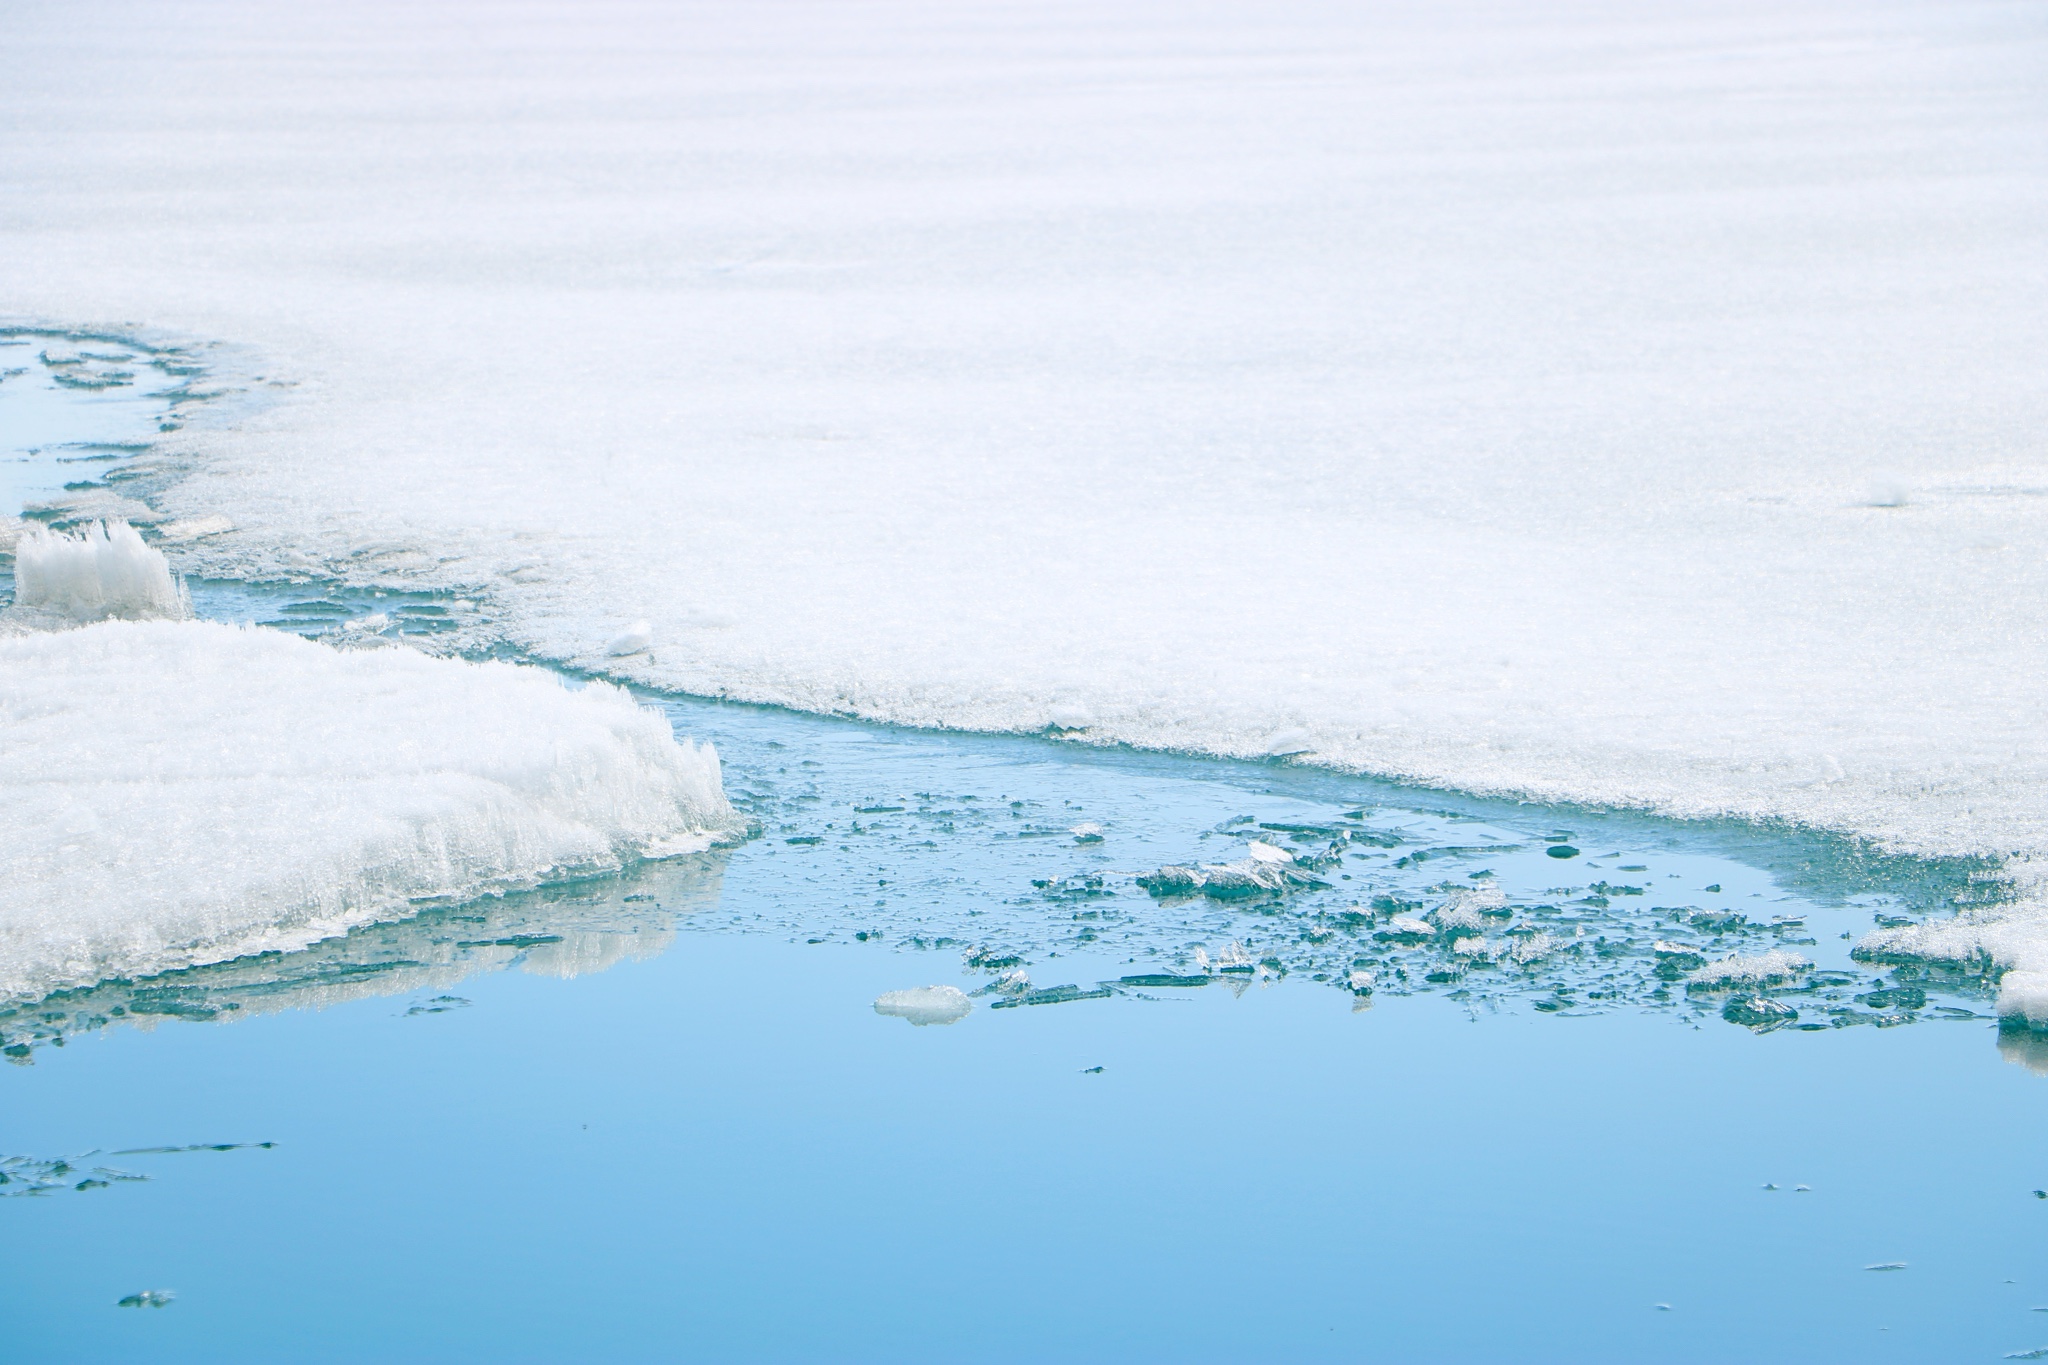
[6,330,2048,1363]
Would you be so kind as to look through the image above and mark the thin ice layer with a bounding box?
[6,5,2048,986]
[0,621,735,1003]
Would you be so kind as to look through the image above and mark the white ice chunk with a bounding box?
[8,521,189,626]
[1246,840,1294,864]
[605,620,653,656]
[0,620,737,1004]
[872,985,972,1025]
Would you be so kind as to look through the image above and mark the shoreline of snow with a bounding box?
[8,2,2047,1012]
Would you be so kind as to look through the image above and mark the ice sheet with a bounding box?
[4,3,2047,993]
[0,620,736,1003]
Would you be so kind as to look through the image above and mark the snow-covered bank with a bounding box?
[0,620,736,1004]
[5,5,2047,994]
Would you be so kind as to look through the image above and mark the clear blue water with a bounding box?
[6,329,2048,1363]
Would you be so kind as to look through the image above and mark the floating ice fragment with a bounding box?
[872,985,972,1026]
[605,620,653,656]
[1654,1304,1672,1312]
[1505,931,1557,964]
[1213,940,1254,969]
[1385,915,1435,939]
[6,521,189,627]
[1434,904,1488,934]
[1689,950,1810,988]
[1723,995,1799,1028]
[2005,1349,2048,1361]
[1080,1065,1104,1074]
[1246,840,1294,864]
[1864,1262,1907,1271]
[117,1290,175,1308]
[1347,968,1375,994]
[1070,821,1104,843]
[1546,845,1579,859]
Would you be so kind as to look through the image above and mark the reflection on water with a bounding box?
[0,850,730,1061]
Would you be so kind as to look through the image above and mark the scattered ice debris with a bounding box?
[341,611,392,635]
[1,1154,148,1197]
[1504,931,1556,964]
[2005,1349,2048,1361]
[1723,996,1798,1029]
[872,985,972,1026]
[1116,973,1212,988]
[963,945,1024,971]
[1212,941,1254,970]
[605,619,653,656]
[1382,916,1435,942]
[1688,950,1811,988]
[1864,1262,1907,1272]
[990,983,1115,1009]
[1070,821,1104,843]
[1080,1065,1104,1074]
[110,1142,275,1155]
[117,1290,175,1309]
[1347,968,1375,995]
[2,521,189,629]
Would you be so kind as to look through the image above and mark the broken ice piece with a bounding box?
[872,986,972,1026]
[117,1290,175,1308]
[1864,1262,1906,1271]
[1070,821,1104,843]
[605,620,653,656]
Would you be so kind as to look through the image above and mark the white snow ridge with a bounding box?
[0,619,738,1005]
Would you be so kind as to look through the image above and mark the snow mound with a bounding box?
[0,620,737,1004]
[7,521,189,627]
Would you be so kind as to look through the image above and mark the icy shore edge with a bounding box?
[0,531,739,1004]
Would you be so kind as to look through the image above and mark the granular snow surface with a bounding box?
[5,3,2048,988]
[0,621,734,1003]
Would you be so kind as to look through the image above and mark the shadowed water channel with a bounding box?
[6,328,2048,1363]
